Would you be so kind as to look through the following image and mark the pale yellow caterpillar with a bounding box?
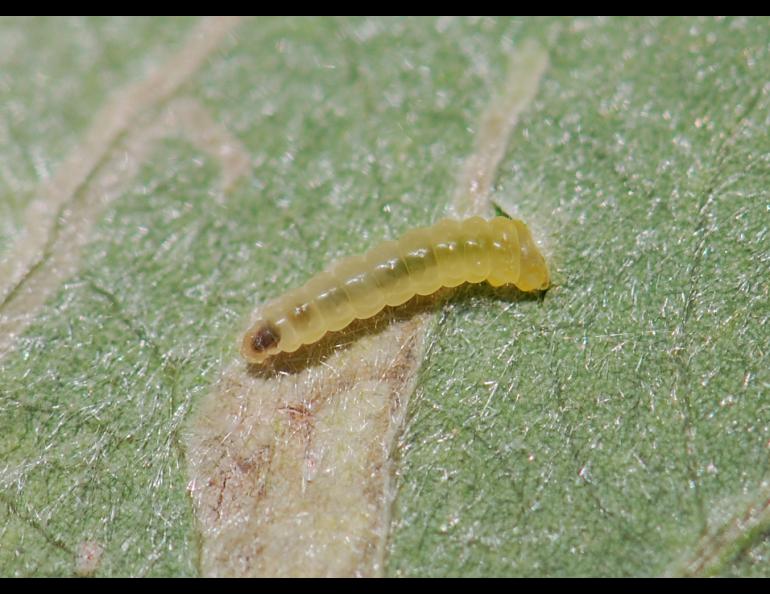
[242,216,549,364]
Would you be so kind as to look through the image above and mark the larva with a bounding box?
[242,216,549,364]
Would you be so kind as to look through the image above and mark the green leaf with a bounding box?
[1,16,768,577]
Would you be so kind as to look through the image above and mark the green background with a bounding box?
[0,16,768,576]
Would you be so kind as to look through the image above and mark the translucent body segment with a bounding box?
[397,227,441,296]
[283,286,327,346]
[365,240,415,307]
[486,217,521,287]
[332,255,386,319]
[431,219,466,287]
[241,216,550,364]
[513,219,549,291]
[304,272,356,333]
[458,216,492,284]
[270,315,301,353]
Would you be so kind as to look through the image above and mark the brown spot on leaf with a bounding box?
[186,308,429,577]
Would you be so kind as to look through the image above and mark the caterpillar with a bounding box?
[241,216,549,364]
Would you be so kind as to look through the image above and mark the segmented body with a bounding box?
[242,216,549,364]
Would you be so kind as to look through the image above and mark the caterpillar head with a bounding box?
[241,320,281,364]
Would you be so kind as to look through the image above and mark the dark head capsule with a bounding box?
[251,323,280,352]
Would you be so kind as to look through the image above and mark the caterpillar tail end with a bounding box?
[516,247,550,292]
[513,220,550,293]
